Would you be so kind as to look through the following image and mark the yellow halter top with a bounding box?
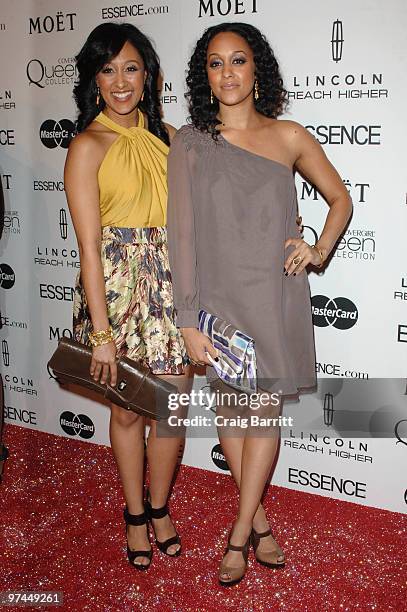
[95,110,169,228]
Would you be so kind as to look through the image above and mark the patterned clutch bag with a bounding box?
[198,310,257,393]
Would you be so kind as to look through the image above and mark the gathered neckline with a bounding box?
[95,108,145,136]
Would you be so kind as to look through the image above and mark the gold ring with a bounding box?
[293,256,302,266]
[190,358,204,366]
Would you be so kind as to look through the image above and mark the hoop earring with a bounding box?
[140,90,145,102]
[210,89,214,105]
[96,86,100,106]
[254,80,259,100]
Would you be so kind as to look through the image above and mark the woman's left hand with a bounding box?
[284,238,323,276]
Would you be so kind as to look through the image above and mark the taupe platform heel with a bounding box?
[219,530,250,587]
[251,527,285,568]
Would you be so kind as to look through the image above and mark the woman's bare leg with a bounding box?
[214,386,282,578]
[146,367,193,554]
[109,403,150,566]
[219,436,279,538]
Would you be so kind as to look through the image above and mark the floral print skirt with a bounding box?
[73,226,188,375]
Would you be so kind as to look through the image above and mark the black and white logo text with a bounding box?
[29,12,76,34]
[312,295,358,330]
[39,119,75,149]
[198,0,258,18]
[60,411,95,439]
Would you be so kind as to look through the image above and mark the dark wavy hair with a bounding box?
[74,22,169,144]
[186,22,288,137]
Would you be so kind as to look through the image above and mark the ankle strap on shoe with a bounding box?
[228,542,247,552]
[146,500,169,519]
[123,506,147,526]
[253,528,272,539]
[0,445,8,462]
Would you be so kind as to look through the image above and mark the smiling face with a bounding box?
[206,31,256,107]
[96,40,146,117]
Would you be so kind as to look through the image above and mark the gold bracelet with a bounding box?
[312,245,325,268]
[89,326,114,347]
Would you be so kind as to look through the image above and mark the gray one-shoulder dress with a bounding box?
[167,125,316,396]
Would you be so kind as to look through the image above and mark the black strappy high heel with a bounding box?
[144,491,181,557]
[0,444,9,483]
[123,506,152,570]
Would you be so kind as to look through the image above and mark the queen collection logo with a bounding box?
[27,57,77,89]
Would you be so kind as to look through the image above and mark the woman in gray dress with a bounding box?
[167,22,352,585]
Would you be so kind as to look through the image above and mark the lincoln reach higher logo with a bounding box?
[59,208,68,240]
[2,339,10,367]
[331,19,344,62]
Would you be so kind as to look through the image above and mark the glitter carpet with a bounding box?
[0,425,406,611]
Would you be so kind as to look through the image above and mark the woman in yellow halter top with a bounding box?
[64,23,190,571]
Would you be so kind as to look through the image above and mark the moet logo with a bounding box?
[1,174,11,190]
[49,326,73,342]
[29,12,76,34]
[198,0,258,18]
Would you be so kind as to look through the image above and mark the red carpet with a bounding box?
[0,424,406,611]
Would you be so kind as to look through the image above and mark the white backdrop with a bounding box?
[1,0,406,513]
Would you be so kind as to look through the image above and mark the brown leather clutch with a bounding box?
[48,337,175,421]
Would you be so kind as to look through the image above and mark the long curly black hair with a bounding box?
[186,22,288,138]
[74,22,169,145]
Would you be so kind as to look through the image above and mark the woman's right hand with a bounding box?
[181,328,218,366]
[90,341,117,387]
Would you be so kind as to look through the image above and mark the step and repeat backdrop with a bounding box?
[1,0,406,513]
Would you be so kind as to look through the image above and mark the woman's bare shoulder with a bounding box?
[67,122,114,168]
[272,119,307,138]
